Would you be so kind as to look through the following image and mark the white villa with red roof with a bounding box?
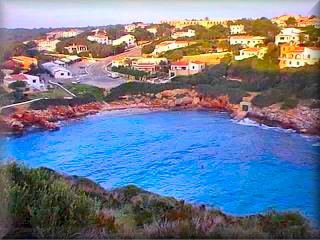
[275,28,306,45]
[229,35,266,48]
[4,73,45,91]
[169,60,205,77]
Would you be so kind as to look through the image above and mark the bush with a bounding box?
[252,89,285,107]
[66,84,105,101]
[30,95,97,110]
[111,66,149,80]
[281,98,299,110]
[105,82,191,102]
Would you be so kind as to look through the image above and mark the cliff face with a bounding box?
[248,104,320,135]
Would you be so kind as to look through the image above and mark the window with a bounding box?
[68,72,70,76]
[61,73,64,76]
[289,61,292,65]
[307,54,311,58]
[32,79,36,83]
[192,66,195,69]
[182,67,186,70]
[297,61,300,65]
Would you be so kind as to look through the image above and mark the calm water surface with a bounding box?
[1,110,319,224]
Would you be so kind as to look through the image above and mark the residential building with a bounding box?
[152,41,195,55]
[112,34,136,47]
[124,22,148,32]
[112,57,167,71]
[87,29,112,45]
[182,52,231,65]
[230,24,246,35]
[169,60,205,77]
[229,35,266,48]
[3,73,45,91]
[275,28,305,45]
[235,47,268,60]
[160,18,231,29]
[278,43,320,69]
[132,62,159,73]
[146,27,158,35]
[46,29,83,39]
[171,29,196,39]
[34,38,60,52]
[42,62,73,79]
[11,56,38,70]
[64,44,88,54]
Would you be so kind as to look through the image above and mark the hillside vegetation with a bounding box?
[1,163,318,239]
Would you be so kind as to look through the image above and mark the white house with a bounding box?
[112,34,136,47]
[64,44,88,54]
[171,29,196,39]
[275,28,305,45]
[235,47,268,60]
[46,29,83,39]
[169,60,205,77]
[87,29,112,45]
[229,35,266,48]
[230,24,245,35]
[152,41,194,55]
[4,73,45,91]
[35,39,60,52]
[124,23,148,32]
[42,62,73,79]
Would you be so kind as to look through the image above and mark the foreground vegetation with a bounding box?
[1,163,318,239]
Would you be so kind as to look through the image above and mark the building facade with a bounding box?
[64,44,88,54]
[230,24,246,35]
[112,34,136,47]
[152,41,194,55]
[42,62,73,79]
[229,35,266,48]
[4,73,45,91]
[235,47,268,60]
[160,19,231,29]
[171,29,196,39]
[278,43,320,69]
[169,60,205,77]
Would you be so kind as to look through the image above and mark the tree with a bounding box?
[28,63,38,75]
[286,17,297,27]
[13,64,22,74]
[132,28,153,41]
[9,81,27,102]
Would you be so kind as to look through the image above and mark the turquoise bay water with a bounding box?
[1,110,319,224]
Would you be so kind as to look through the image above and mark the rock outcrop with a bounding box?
[1,89,319,135]
[248,104,320,135]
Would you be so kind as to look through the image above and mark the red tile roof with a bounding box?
[171,61,189,66]
[6,74,28,81]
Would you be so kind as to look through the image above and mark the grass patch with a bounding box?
[66,84,105,102]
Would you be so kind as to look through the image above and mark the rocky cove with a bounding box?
[0,88,319,136]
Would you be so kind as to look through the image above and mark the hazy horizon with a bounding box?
[0,0,319,29]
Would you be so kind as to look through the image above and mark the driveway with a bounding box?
[79,46,143,89]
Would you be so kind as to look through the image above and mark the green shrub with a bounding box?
[281,98,299,110]
[66,84,105,101]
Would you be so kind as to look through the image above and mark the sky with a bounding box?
[0,0,319,29]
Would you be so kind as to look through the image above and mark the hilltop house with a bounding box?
[235,47,268,60]
[124,22,148,32]
[229,35,266,48]
[160,19,231,29]
[229,24,246,35]
[34,38,60,52]
[64,44,88,54]
[171,29,196,39]
[46,29,83,39]
[169,60,205,77]
[11,56,38,70]
[112,34,136,47]
[3,73,45,91]
[42,62,72,79]
[275,28,306,45]
[152,41,195,55]
[278,43,320,69]
[87,29,112,45]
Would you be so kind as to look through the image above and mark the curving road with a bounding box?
[79,46,142,89]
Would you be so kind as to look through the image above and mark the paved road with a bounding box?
[79,46,142,89]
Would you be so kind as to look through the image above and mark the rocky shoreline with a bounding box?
[0,88,319,136]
